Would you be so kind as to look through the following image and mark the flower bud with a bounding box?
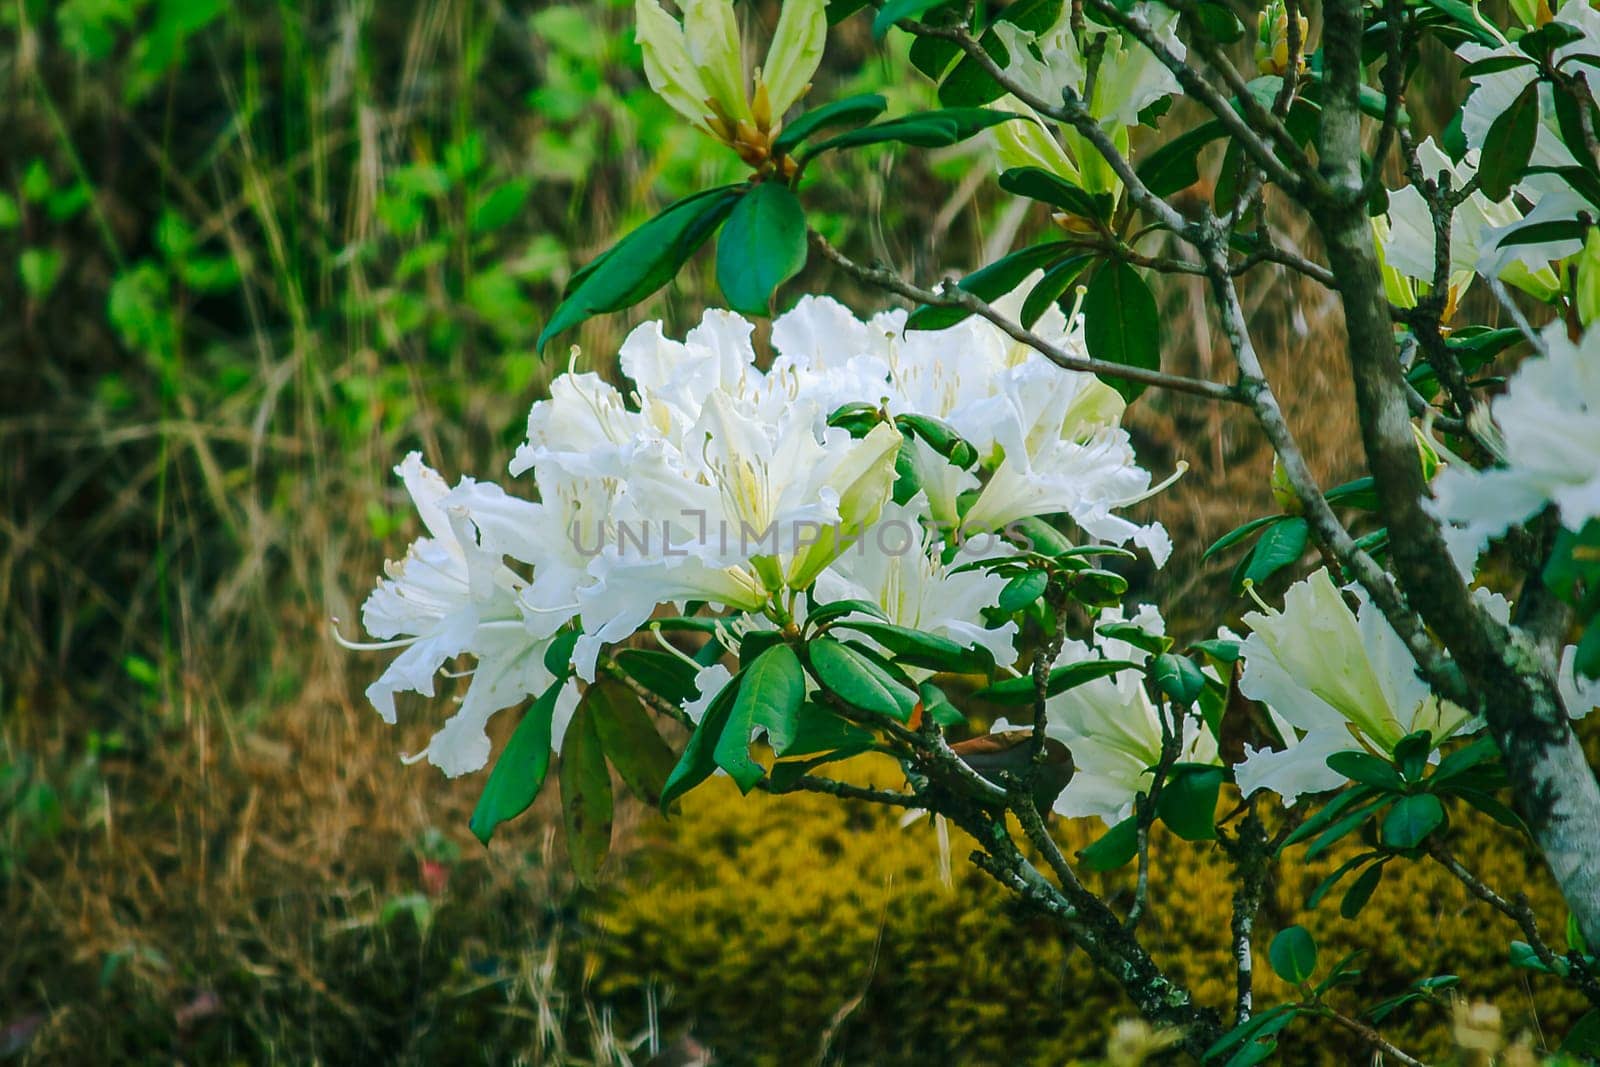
[760,0,825,122]
[636,0,715,129]
[1576,228,1600,328]
[682,0,748,125]
[1256,1,1309,76]
[1270,454,1301,514]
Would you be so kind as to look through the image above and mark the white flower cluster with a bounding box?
[351,288,1174,778]
[1429,321,1600,577]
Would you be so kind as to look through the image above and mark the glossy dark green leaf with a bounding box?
[977,658,1141,704]
[774,702,877,758]
[1479,82,1540,201]
[469,682,561,845]
[1077,815,1139,871]
[1019,254,1092,327]
[1326,749,1405,792]
[559,700,613,884]
[1305,851,1379,910]
[772,94,889,156]
[1393,730,1433,783]
[808,637,919,721]
[1269,925,1318,984]
[1151,653,1206,706]
[660,669,743,810]
[828,619,991,673]
[936,0,1061,107]
[904,241,1072,330]
[897,411,979,468]
[805,107,1021,158]
[540,186,742,351]
[1137,119,1225,196]
[1340,862,1385,919]
[585,679,676,806]
[720,644,804,791]
[998,570,1049,614]
[873,0,944,37]
[717,182,807,316]
[1082,261,1159,401]
[1241,517,1308,589]
[1203,514,1285,561]
[999,166,1113,222]
[613,648,698,705]
[1416,0,1501,45]
[1157,764,1225,840]
[1499,217,1590,248]
[543,628,580,675]
[1380,792,1445,850]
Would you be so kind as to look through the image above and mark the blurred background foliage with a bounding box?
[0,0,1585,1062]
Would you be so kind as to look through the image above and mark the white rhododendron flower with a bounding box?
[997,605,1220,825]
[356,285,1177,774]
[1379,138,1555,310]
[813,495,1021,672]
[992,4,1185,195]
[635,0,825,158]
[353,454,574,776]
[1429,322,1600,575]
[1233,569,1476,805]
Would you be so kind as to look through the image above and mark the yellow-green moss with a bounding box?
[594,756,1586,1066]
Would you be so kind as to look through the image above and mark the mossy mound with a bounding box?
[594,756,1587,1066]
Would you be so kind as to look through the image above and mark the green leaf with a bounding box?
[1137,120,1225,196]
[1098,622,1174,656]
[828,620,991,673]
[1280,784,1380,851]
[904,241,1071,331]
[660,670,743,810]
[1393,729,1433,783]
[806,597,891,630]
[998,570,1049,614]
[1326,750,1405,792]
[1498,217,1590,248]
[1077,815,1139,871]
[1305,851,1379,910]
[896,412,978,467]
[937,0,1061,107]
[543,629,580,675]
[1305,795,1391,860]
[0,192,19,229]
[1081,261,1159,401]
[999,166,1112,222]
[1240,517,1308,589]
[774,702,876,758]
[716,181,808,316]
[977,659,1142,704]
[559,699,614,884]
[1157,764,1225,840]
[1416,0,1501,45]
[805,107,1021,158]
[1564,1010,1600,1056]
[1428,735,1499,786]
[586,680,676,806]
[469,683,560,845]
[1269,925,1318,985]
[1340,862,1385,919]
[720,644,805,790]
[918,680,965,726]
[772,94,889,156]
[1019,254,1092,327]
[808,637,919,721]
[1150,653,1206,706]
[1380,793,1445,850]
[1479,81,1540,201]
[613,648,698,705]
[873,0,945,37]
[1203,514,1285,561]
[539,185,743,351]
